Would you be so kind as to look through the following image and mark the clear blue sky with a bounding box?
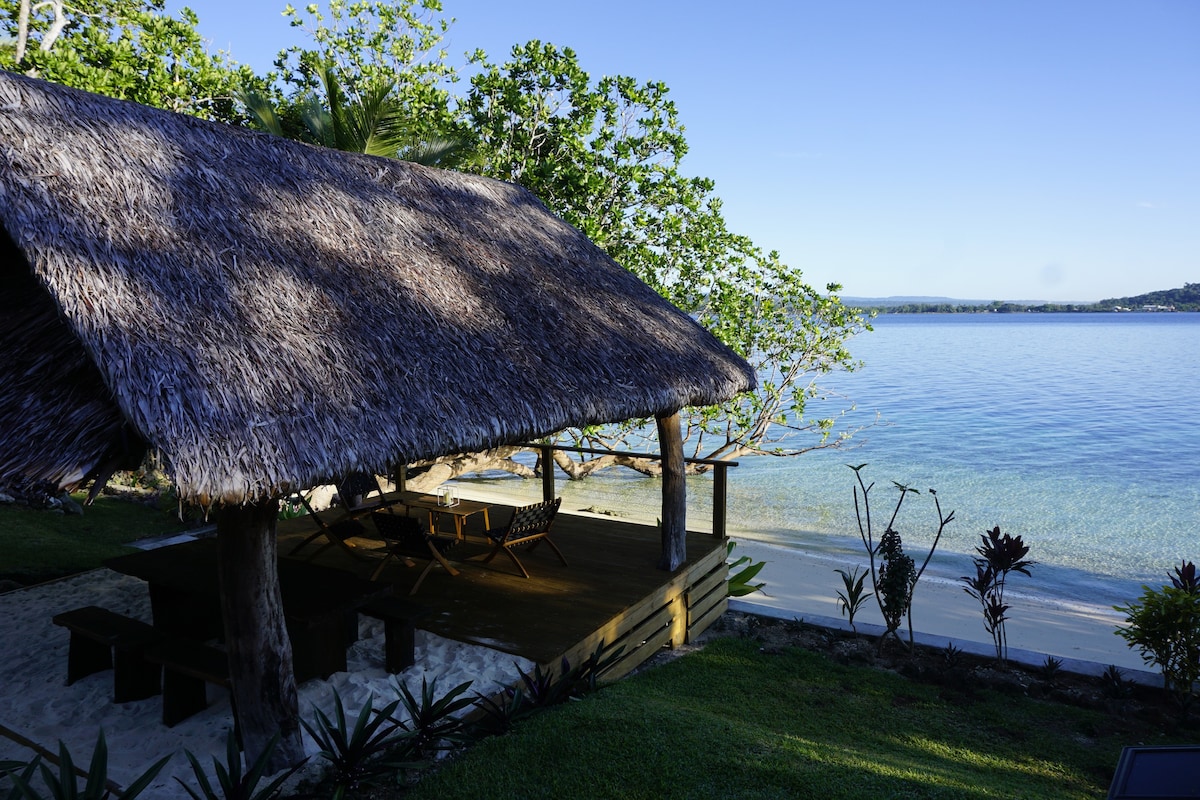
[173,0,1198,303]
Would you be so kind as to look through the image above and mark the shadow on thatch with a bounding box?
[0,72,755,504]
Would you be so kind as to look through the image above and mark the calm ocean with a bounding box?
[467,312,1200,613]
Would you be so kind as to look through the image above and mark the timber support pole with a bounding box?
[656,411,686,571]
[216,498,304,771]
[540,444,556,503]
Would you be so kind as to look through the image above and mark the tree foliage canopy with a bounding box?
[1,0,873,476]
[0,0,268,122]
[276,1,462,151]
[463,41,872,466]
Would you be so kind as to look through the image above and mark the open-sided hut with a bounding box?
[0,71,755,766]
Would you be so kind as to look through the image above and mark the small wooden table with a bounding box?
[395,492,492,540]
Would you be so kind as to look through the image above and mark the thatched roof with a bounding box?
[0,72,755,505]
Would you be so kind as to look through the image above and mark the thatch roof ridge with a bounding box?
[0,72,755,504]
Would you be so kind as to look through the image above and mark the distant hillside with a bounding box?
[1094,283,1200,312]
[842,296,993,307]
[845,284,1199,313]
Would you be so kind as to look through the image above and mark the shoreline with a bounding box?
[454,481,1157,678]
[727,536,1154,678]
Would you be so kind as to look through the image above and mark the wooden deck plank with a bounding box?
[276,503,729,671]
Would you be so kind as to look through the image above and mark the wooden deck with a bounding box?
[275,502,729,681]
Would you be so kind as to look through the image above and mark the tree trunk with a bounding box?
[216,499,304,771]
[657,411,686,571]
[405,446,532,492]
[15,0,30,66]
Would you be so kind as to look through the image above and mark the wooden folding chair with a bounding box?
[370,510,460,594]
[481,498,565,578]
[288,472,386,559]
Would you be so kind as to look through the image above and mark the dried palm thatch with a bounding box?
[0,72,756,506]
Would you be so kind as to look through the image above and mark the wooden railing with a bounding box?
[522,443,739,539]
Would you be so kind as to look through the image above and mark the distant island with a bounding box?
[847,283,1200,314]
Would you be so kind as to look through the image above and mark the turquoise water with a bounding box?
[467,313,1200,610]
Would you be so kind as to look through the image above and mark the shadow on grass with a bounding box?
[400,637,1179,800]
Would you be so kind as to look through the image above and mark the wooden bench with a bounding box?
[51,606,161,702]
[357,596,432,673]
[143,638,235,729]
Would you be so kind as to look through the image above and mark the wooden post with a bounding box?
[394,464,408,493]
[540,444,555,504]
[656,411,686,571]
[216,498,303,771]
[713,462,728,539]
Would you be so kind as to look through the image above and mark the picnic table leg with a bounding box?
[66,637,112,685]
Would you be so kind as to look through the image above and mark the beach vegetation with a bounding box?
[457,40,871,479]
[389,676,475,761]
[1100,665,1135,701]
[177,732,303,800]
[471,641,626,738]
[1115,560,1200,718]
[238,62,475,169]
[833,565,872,633]
[502,641,625,713]
[469,687,529,738]
[849,465,954,650]
[2,758,40,800]
[960,526,1035,666]
[301,689,408,799]
[274,0,462,156]
[727,541,766,597]
[1036,655,1064,686]
[2,730,168,800]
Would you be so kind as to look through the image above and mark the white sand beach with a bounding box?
[0,567,533,798]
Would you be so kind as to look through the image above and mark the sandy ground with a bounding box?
[0,567,532,798]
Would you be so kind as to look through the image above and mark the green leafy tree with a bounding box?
[240,62,473,167]
[458,41,872,479]
[275,0,465,155]
[0,0,269,123]
[255,15,872,486]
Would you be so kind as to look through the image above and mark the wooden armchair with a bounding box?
[370,510,460,594]
[288,472,387,559]
[481,498,565,578]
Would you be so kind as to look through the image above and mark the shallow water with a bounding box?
[464,313,1200,613]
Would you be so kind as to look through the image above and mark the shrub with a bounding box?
[849,464,955,649]
[177,732,303,800]
[1115,560,1200,718]
[302,689,406,799]
[727,541,766,597]
[960,526,1035,666]
[834,566,872,633]
[4,731,168,799]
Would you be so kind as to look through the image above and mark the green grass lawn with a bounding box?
[401,636,1188,800]
[0,493,196,585]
